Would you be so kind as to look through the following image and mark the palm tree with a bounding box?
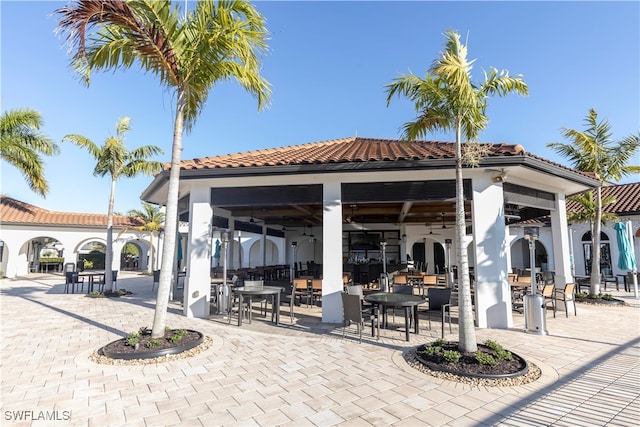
[386,30,528,352]
[63,117,163,292]
[547,108,640,295]
[55,0,270,338]
[1,108,59,196]
[128,202,165,274]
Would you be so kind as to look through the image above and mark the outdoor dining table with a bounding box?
[78,271,105,293]
[364,292,426,341]
[232,286,281,327]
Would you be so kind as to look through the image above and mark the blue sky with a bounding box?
[2,1,639,215]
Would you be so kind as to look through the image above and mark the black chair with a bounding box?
[278,282,296,323]
[64,271,84,294]
[244,280,267,317]
[424,288,452,338]
[601,273,619,291]
[391,284,414,324]
[152,270,160,291]
[341,292,379,343]
[93,274,106,292]
[227,284,251,324]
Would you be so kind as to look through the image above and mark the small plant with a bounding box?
[432,338,446,347]
[138,326,150,335]
[117,289,127,295]
[422,345,441,357]
[475,351,498,366]
[484,340,513,361]
[168,329,186,344]
[443,350,461,363]
[576,292,588,298]
[601,293,614,301]
[125,332,140,347]
[89,290,104,297]
[145,339,163,348]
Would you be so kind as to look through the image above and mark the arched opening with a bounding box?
[510,238,549,277]
[78,241,106,271]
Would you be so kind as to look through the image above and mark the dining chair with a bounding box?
[244,280,267,316]
[293,278,312,307]
[341,292,379,343]
[227,285,251,324]
[424,287,452,338]
[310,279,323,306]
[601,273,619,291]
[278,282,296,323]
[541,284,556,317]
[391,284,414,324]
[93,274,106,292]
[64,271,84,294]
[554,283,577,318]
[393,274,408,285]
[152,270,160,291]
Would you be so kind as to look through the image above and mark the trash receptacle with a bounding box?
[523,294,548,335]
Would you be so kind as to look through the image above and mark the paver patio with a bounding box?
[1,272,638,426]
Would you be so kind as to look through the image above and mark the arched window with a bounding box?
[581,231,612,276]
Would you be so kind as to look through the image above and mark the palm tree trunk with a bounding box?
[106,178,116,292]
[590,186,603,295]
[151,91,185,339]
[455,120,477,353]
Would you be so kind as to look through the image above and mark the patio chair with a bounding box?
[64,271,84,294]
[542,271,555,285]
[278,282,296,323]
[227,284,251,324]
[310,279,323,306]
[244,280,267,316]
[554,283,577,317]
[391,284,414,324]
[601,273,619,291]
[341,292,379,343]
[423,287,452,338]
[541,284,556,317]
[293,278,312,307]
[152,270,160,291]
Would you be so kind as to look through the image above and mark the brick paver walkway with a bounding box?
[1,272,638,426]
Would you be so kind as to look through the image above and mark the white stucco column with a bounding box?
[550,193,575,313]
[322,181,343,323]
[472,177,513,328]
[184,185,213,318]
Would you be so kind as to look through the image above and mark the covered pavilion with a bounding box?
[141,136,600,328]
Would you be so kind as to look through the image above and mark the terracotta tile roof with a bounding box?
[0,195,143,227]
[566,182,640,215]
[177,137,527,170]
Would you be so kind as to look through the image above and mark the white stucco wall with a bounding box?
[0,224,150,278]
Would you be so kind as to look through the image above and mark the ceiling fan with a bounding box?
[420,224,441,236]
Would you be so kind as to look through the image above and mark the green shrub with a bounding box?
[475,351,498,366]
[422,345,441,356]
[484,340,513,360]
[431,338,446,347]
[138,326,150,335]
[443,350,461,363]
[145,339,163,349]
[168,329,186,344]
[125,332,140,347]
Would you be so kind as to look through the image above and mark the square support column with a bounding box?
[184,184,213,318]
[322,181,343,323]
[472,177,513,328]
